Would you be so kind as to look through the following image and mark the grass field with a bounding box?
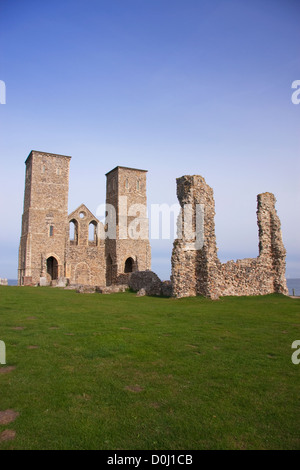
[0,286,299,450]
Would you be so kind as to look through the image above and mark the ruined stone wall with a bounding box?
[171,175,288,298]
[65,204,105,287]
[129,270,162,296]
[171,175,221,298]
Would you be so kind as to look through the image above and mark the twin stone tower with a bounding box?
[18,151,151,289]
[18,150,288,298]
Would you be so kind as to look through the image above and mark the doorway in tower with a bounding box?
[47,256,58,281]
[124,257,134,273]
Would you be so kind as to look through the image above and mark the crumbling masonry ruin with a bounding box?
[18,151,151,287]
[18,150,288,298]
[171,175,288,298]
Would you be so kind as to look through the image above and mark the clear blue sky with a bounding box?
[0,0,299,280]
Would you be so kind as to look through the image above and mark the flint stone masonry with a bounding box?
[136,288,146,297]
[96,285,127,294]
[18,150,288,299]
[76,285,96,294]
[105,166,151,286]
[171,175,288,299]
[129,270,162,296]
[18,152,151,287]
[0,278,8,286]
[161,280,173,297]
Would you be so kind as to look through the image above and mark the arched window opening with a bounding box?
[88,221,98,246]
[69,220,78,245]
[124,257,134,273]
[47,256,58,280]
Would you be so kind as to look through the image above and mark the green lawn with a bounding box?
[0,286,299,450]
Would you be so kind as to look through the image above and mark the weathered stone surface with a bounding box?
[18,153,151,288]
[17,150,288,299]
[76,285,96,294]
[66,204,106,287]
[136,288,146,297]
[96,285,127,294]
[161,280,173,297]
[39,277,48,286]
[56,277,68,288]
[105,166,151,287]
[18,152,71,287]
[129,270,162,296]
[22,276,32,286]
[171,175,288,298]
[0,278,8,286]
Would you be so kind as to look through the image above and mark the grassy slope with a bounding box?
[0,286,299,450]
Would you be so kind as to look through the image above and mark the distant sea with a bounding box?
[7,278,300,295]
[287,279,300,296]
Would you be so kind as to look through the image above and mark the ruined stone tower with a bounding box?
[171,175,219,298]
[18,153,151,287]
[171,175,288,298]
[105,166,151,285]
[18,151,71,286]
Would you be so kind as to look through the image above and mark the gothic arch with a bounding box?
[46,255,59,280]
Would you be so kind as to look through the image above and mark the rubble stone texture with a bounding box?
[171,175,288,298]
[129,270,162,296]
[95,285,127,294]
[161,280,173,297]
[18,151,151,287]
